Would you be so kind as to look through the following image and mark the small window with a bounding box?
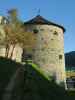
[41,47,45,51]
[51,38,54,40]
[32,48,35,52]
[40,29,44,31]
[41,37,44,40]
[59,55,63,59]
[53,31,58,35]
[33,29,39,34]
[42,58,45,63]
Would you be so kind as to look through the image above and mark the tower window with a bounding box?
[32,48,35,52]
[51,38,54,40]
[41,58,45,63]
[40,29,44,31]
[41,37,44,40]
[41,47,45,51]
[33,29,39,34]
[59,55,63,59]
[53,31,58,35]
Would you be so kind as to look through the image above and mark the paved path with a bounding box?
[2,68,23,100]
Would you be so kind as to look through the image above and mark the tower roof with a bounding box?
[24,15,65,32]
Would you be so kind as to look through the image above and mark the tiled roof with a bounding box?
[24,15,65,32]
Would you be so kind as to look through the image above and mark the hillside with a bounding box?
[65,51,75,67]
[0,57,70,100]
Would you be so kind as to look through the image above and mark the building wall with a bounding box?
[0,16,23,62]
[25,24,66,83]
[7,44,23,62]
[0,16,6,57]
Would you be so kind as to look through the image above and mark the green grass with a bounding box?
[0,57,75,100]
[28,62,51,81]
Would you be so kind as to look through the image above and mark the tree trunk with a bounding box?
[9,44,15,59]
[5,44,10,58]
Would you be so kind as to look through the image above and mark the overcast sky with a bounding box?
[0,0,75,53]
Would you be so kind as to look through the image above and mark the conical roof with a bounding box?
[24,15,65,32]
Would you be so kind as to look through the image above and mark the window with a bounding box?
[33,29,39,34]
[41,58,45,63]
[1,18,8,24]
[41,37,44,40]
[22,49,32,62]
[32,48,35,52]
[59,55,63,59]
[40,29,44,31]
[51,38,54,40]
[53,31,58,35]
[41,47,45,51]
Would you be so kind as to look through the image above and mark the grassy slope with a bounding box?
[0,57,74,100]
[0,57,21,99]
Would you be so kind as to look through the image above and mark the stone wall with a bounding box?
[7,44,23,62]
[25,24,66,84]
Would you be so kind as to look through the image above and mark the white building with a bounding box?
[0,16,23,62]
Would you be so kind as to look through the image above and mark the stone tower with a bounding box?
[24,15,66,84]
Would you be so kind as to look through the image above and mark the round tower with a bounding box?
[24,15,66,84]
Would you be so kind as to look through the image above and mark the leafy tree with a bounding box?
[4,9,36,60]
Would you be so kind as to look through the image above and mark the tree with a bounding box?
[4,9,36,60]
